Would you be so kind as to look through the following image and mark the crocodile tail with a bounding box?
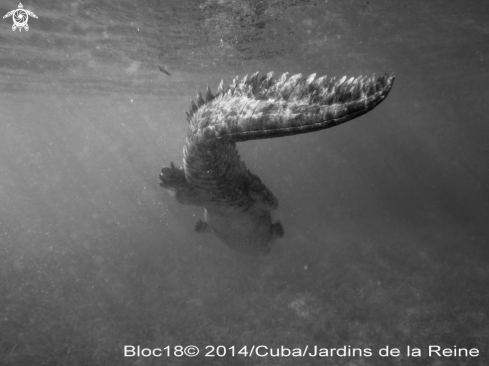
[186,72,395,143]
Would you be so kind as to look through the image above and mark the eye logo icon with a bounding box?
[3,3,38,32]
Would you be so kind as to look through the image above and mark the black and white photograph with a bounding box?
[1,0,488,365]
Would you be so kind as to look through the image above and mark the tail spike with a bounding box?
[205,86,214,102]
[230,76,239,91]
[190,100,198,113]
[313,75,326,87]
[262,72,274,88]
[278,72,288,84]
[240,74,248,86]
[305,73,316,85]
[217,80,224,95]
[197,92,205,106]
[249,71,259,85]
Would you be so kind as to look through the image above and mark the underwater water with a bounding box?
[1,0,488,365]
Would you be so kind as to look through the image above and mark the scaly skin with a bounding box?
[160,71,395,254]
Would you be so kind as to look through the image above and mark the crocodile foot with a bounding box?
[195,219,212,233]
[160,162,202,206]
[159,162,187,190]
[271,221,284,239]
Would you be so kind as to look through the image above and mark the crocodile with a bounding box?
[160,71,395,255]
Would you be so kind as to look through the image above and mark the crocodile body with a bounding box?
[160,71,395,254]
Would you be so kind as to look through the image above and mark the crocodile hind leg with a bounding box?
[259,221,284,255]
[195,219,212,233]
[160,162,202,206]
[271,221,284,240]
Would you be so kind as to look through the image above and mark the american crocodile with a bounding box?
[160,71,395,254]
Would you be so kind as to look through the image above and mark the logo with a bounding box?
[3,3,38,32]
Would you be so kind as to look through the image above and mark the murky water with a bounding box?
[1,1,488,365]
